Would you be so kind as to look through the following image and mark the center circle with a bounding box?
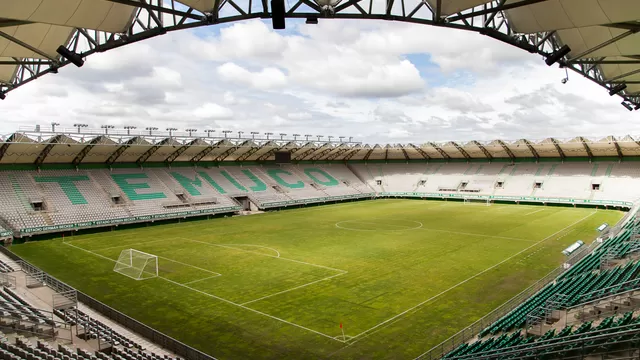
[335,219,423,231]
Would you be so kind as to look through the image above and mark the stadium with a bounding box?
[2,1,640,360]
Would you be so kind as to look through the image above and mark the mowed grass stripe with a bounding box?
[12,201,624,360]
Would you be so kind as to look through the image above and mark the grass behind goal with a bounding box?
[11,200,623,359]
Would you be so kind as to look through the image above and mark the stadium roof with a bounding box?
[0,1,640,109]
[1,127,640,165]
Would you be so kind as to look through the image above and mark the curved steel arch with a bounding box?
[521,139,540,160]
[550,137,566,160]
[408,143,431,160]
[136,138,172,166]
[1,0,638,109]
[577,136,594,160]
[106,136,142,166]
[428,142,451,160]
[73,135,106,166]
[34,135,64,166]
[470,140,492,161]
[496,140,515,161]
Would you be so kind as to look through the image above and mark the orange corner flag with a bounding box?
[340,323,342,329]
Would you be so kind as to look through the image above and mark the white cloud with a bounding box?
[193,103,234,120]
[2,19,640,145]
[217,62,287,90]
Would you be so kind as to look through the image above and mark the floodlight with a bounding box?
[271,0,286,30]
[0,92,5,100]
[545,45,571,66]
[622,102,634,111]
[306,17,318,25]
[635,104,640,111]
[56,46,84,68]
[609,83,627,96]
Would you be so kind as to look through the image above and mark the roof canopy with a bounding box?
[0,0,639,108]
[0,127,638,165]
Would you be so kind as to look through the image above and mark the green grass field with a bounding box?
[11,199,623,359]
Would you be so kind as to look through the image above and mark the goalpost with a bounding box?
[114,249,159,280]
[463,197,492,206]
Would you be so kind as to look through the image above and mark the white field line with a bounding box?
[157,277,346,343]
[63,239,347,343]
[346,211,598,343]
[216,244,281,258]
[417,227,535,243]
[156,256,222,276]
[241,272,346,306]
[183,274,222,285]
[335,220,423,232]
[80,238,180,252]
[525,208,546,216]
[182,238,348,274]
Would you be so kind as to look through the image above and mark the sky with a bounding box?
[2,18,639,144]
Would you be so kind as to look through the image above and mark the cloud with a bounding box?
[193,103,234,120]
[217,62,287,90]
[2,19,640,145]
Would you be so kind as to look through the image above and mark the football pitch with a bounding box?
[11,199,623,359]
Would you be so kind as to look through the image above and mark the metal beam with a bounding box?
[400,145,410,161]
[610,136,624,159]
[343,147,363,161]
[165,139,200,165]
[408,143,431,160]
[0,31,58,62]
[0,134,18,163]
[384,146,389,161]
[446,0,547,23]
[295,143,328,161]
[363,148,375,161]
[568,29,639,62]
[449,142,470,159]
[106,137,141,166]
[577,136,594,159]
[428,142,451,160]
[470,140,492,161]
[522,139,540,160]
[34,135,64,166]
[291,144,317,161]
[190,140,225,163]
[136,138,171,166]
[72,136,106,166]
[325,146,351,161]
[550,138,566,160]
[214,140,252,162]
[237,141,271,162]
[496,140,515,161]
[311,145,336,161]
[105,0,205,20]
[256,141,296,161]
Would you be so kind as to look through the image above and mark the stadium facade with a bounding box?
[0,127,638,241]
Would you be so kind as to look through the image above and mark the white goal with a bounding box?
[114,249,158,280]
[463,198,492,206]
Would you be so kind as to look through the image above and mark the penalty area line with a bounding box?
[240,272,347,306]
[63,239,346,343]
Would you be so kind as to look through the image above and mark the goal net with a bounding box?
[114,249,158,280]
[463,198,492,206]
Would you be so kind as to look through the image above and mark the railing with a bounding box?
[0,246,217,360]
[415,266,564,360]
[574,277,640,307]
[415,206,640,360]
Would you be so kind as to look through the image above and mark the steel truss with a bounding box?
[0,0,639,109]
